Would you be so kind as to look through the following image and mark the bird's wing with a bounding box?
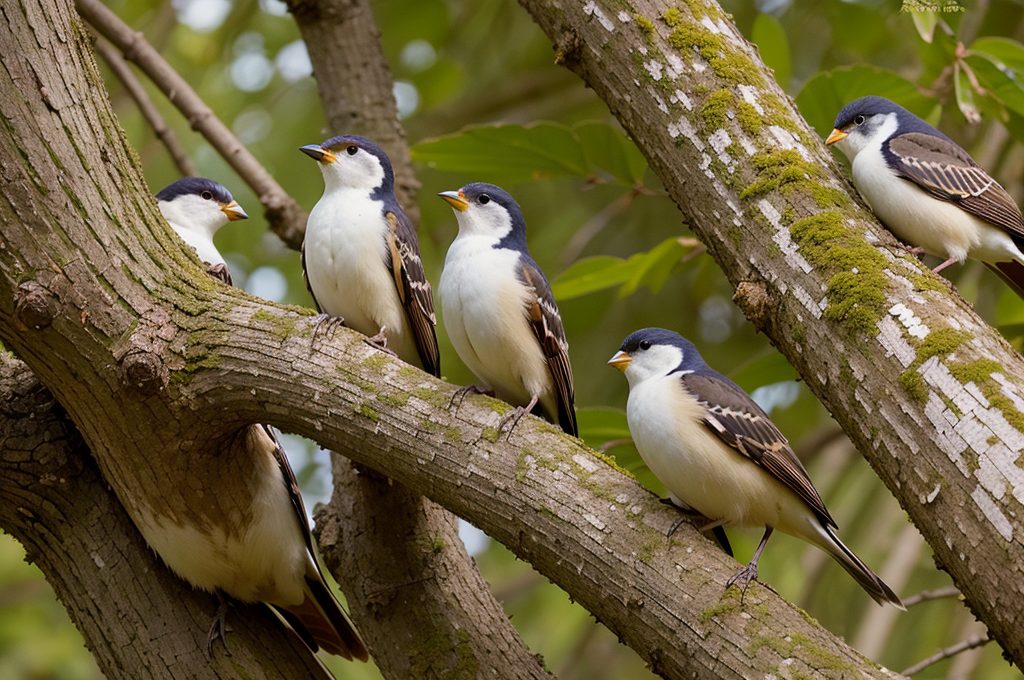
[887,132,1024,238]
[259,425,316,555]
[300,239,324,313]
[518,261,577,437]
[384,211,440,377]
[681,372,835,527]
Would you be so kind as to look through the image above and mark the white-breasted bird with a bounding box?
[300,136,440,376]
[156,177,248,284]
[438,183,577,437]
[609,328,903,608]
[147,179,368,660]
[827,95,1024,297]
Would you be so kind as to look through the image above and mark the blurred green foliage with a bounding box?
[4,0,1024,678]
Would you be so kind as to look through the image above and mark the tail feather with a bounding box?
[279,574,369,662]
[985,261,1024,300]
[821,525,905,609]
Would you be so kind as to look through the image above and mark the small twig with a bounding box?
[900,585,962,608]
[598,437,633,453]
[75,0,307,251]
[900,634,990,676]
[92,36,198,177]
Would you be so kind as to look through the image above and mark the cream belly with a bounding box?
[305,188,419,365]
[132,427,310,606]
[440,235,556,418]
[626,374,820,543]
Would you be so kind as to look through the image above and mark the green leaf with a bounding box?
[970,36,1024,73]
[573,122,647,185]
[795,66,934,138]
[550,237,694,301]
[911,10,938,44]
[411,122,588,183]
[954,63,981,123]
[752,13,791,89]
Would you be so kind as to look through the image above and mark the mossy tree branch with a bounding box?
[516,0,1024,667]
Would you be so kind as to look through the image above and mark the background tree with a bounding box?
[2,0,1024,679]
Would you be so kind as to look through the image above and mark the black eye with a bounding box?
[346,145,358,155]
[853,115,865,125]
[639,340,652,351]
[201,191,213,200]
[478,194,491,205]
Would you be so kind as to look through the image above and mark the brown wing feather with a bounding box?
[888,132,1024,238]
[519,262,577,437]
[385,212,440,377]
[300,239,324,313]
[681,373,834,527]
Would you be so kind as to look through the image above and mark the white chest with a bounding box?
[304,189,408,339]
[439,236,550,406]
[171,223,226,267]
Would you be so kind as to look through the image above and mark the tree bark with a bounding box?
[514,0,1024,668]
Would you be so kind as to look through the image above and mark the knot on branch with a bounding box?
[733,281,773,332]
[553,29,583,72]
[14,281,57,330]
[120,349,167,396]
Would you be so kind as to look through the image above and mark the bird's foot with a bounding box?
[206,591,233,657]
[499,405,531,439]
[449,384,496,412]
[206,263,233,286]
[931,256,959,274]
[725,563,759,601]
[364,325,398,357]
[311,313,346,345]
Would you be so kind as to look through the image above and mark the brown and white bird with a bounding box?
[150,178,367,660]
[438,183,577,436]
[827,95,1024,297]
[610,328,903,608]
[300,136,440,376]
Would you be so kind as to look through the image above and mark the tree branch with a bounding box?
[92,35,198,177]
[515,0,1024,666]
[75,0,307,249]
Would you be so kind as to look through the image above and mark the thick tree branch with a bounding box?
[514,0,1024,667]
[0,353,335,680]
[75,0,307,249]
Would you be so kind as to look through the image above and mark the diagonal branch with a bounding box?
[515,0,1024,666]
[75,0,307,249]
[92,35,198,177]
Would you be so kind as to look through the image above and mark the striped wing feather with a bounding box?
[385,211,440,377]
[888,132,1024,238]
[681,373,834,527]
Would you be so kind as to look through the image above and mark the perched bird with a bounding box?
[609,328,903,608]
[300,136,439,376]
[149,180,368,660]
[156,177,248,284]
[438,183,577,437]
[827,95,1024,296]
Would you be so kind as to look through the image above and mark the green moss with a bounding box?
[429,538,445,554]
[249,308,302,338]
[698,600,740,623]
[948,358,1002,385]
[481,426,501,442]
[700,90,734,130]
[413,387,450,409]
[356,404,379,421]
[667,23,761,86]
[750,633,857,675]
[637,538,661,563]
[444,426,462,442]
[362,353,390,373]
[735,101,764,136]
[408,630,480,678]
[377,392,409,407]
[898,329,974,402]
[636,15,655,42]
[539,506,558,520]
[661,8,683,26]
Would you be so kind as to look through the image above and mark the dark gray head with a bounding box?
[155,177,248,230]
[299,135,396,199]
[827,96,952,158]
[156,177,236,206]
[438,182,529,250]
[609,328,708,384]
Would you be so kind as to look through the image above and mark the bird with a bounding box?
[608,328,903,608]
[438,183,577,437]
[156,177,248,285]
[150,178,368,660]
[826,95,1024,297]
[299,136,439,377]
